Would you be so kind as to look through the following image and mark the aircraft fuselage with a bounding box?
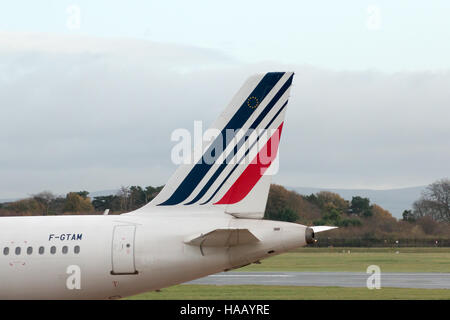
[0,213,307,299]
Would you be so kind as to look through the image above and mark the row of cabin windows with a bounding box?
[2,245,80,256]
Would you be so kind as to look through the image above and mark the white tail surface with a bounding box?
[131,72,294,218]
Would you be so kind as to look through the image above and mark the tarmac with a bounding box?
[187,271,450,289]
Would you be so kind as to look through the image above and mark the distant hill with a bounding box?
[88,189,119,197]
[288,186,425,219]
[0,198,18,204]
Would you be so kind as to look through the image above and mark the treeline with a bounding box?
[0,179,449,241]
[403,178,450,223]
[91,186,163,212]
[0,186,163,216]
[265,179,450,240]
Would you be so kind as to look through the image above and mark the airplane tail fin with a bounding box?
[132,72,294,218]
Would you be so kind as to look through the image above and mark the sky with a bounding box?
[0,1,450,198]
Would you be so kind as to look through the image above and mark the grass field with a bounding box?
[129,284,450,300]
[129,247,450,300]
[238,247,450,273]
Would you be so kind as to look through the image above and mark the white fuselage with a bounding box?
[0,213,307,299]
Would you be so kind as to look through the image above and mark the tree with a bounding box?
[316,191,349,212]
[313,207,341,225]
[129,186,148,210]
[116,186,131,211]
[32,191,56,215]
[89,185,164,213]
[402,210,415,222]
[92,195,118,212]
[266,207,298,222]
[5,198,42,214]
[305,191,349,212]
[416,216,440,235]
[265,185,321,223]
[63,192,94,213]
[412,179,450,222]
[76,191,90,199]
[304,191,365,227]
[145,185,164,203]
[350,196,373,217]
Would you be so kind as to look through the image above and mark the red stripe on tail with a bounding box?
[214,122,284,205]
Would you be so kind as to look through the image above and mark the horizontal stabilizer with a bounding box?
[311,226,338,233]
[184,228,260,247]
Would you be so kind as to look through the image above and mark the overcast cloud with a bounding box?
[0,33,449,198]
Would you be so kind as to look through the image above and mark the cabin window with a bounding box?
[62,246,68,254]
[50,246,56,255]
[15,247,21,255]
[74,245,80,254]
[27,247,33,255]
[3,247,9,255]
[39,246,45,255]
